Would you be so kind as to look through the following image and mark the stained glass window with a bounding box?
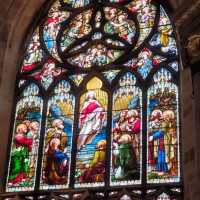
[111,73,142,186]
[6,84,43,192]
[40,80,75,189]
[5,0,182,199]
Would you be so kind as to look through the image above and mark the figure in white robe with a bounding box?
[77,91,105,150]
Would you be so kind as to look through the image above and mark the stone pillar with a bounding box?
[193,72,200,200]
[182,34,200,200]
[181,67,195,200]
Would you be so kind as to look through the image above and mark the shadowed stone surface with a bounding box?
[0,1,200,199]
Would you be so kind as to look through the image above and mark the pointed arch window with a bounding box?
[5,0,182,199]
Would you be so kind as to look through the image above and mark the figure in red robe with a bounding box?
[77,91,105,150]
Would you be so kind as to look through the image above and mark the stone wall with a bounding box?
[192,72,200,199]
[0,0,45,191]
[0,0,199,199]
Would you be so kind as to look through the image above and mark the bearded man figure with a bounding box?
[44,119,69,184]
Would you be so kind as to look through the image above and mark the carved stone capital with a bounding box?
[186,35,200,64]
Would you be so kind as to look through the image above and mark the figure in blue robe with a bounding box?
[44,29,54,51]
[138,58,152,79]
[151,130,168,173]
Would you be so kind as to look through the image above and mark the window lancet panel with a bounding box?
[147,69,180,184]
[40,80,75,189]
[6,84,43,192]
[75,77,108,188]
[111,72,142,186]
[5,0,182,198]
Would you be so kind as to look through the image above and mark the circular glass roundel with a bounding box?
[58,6,139,68]
[53,0,157,68]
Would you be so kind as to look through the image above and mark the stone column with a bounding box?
[193,72,200,200]
[181,67,195,200]
[183,34,200,200]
